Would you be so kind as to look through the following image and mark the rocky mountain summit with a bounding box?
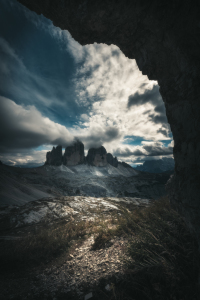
[46,145,62,166]
[86,146,107,167]
[63,140,84,166]
[45,141,119,168]
[136,157,175,173]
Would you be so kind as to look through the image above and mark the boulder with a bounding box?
[107,153,118,167]
[86,146,107,167]
[63,140,84,166]
[45,145,62,166]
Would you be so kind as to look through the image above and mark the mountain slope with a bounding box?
[136,158,175,173]
[0,163,171,207]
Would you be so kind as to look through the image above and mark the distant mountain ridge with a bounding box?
[135,157,174,173]
[45,141,122,168]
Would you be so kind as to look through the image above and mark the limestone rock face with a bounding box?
[107,153,118,168]
[18,0,200,248]
[45,145,62,166]
[63,141,84,166]
[86,146,107,167]
[120,162,133,169]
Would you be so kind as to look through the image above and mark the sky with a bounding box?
[0,0,174,167]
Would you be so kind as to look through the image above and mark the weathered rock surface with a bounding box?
[63,140,84,166]
[17,0,200,248]
[107,153,118,168]
[0,195,147,299]
[120,162,133,169]
[0,196,152,230]
[45,145,62,166]
[45,143,128,169]
[86,146,107,167]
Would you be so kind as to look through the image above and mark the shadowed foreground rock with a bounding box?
[17,0,200,249]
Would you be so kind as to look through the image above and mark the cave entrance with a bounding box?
[17,0,200,248]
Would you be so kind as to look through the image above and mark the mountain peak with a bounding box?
[44,142,132,169]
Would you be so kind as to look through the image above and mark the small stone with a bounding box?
[105,284,111,291]
[84,292,93,300]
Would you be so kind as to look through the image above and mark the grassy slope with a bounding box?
[0,197,199,299]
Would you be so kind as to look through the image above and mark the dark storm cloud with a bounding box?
[142,144,173,156]
[0,97,74,152]
[157,127,169,137]
[80,127,121,149]
[0,2,88,128]
[128,84,169,127]
[113,148,144,157]
[127,85,160,108]
[113,142,173,159]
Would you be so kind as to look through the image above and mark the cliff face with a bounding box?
[63,141,84,166]
[86,146,107,167]
[18,0,200,247]
[45,143,121,168]
[107,153,118,168]
[45,145,62,166]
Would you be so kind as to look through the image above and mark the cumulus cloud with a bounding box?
[113,147,145,158]
[127,84,160,108]
[75,126,122,149]
[0,96,74,152]
[113,141,173,159]
[128,85,169,129]
[141,141,173,156]
[0,148,48,167]
[0,1,173,166]
[67,43,171,149]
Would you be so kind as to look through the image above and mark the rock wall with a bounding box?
[63,140,84,166]
[86,146,107,167]
[107,153,118,168]
[120,162,133,169]
[18,0,200,247]
[45,145,62,166]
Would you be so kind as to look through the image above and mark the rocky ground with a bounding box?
[0,194,198,300]
[0,233,133,300]
[0,195,150,300]
[0,164,176,299]
[30,235,131,299]
[0,195,151,231]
